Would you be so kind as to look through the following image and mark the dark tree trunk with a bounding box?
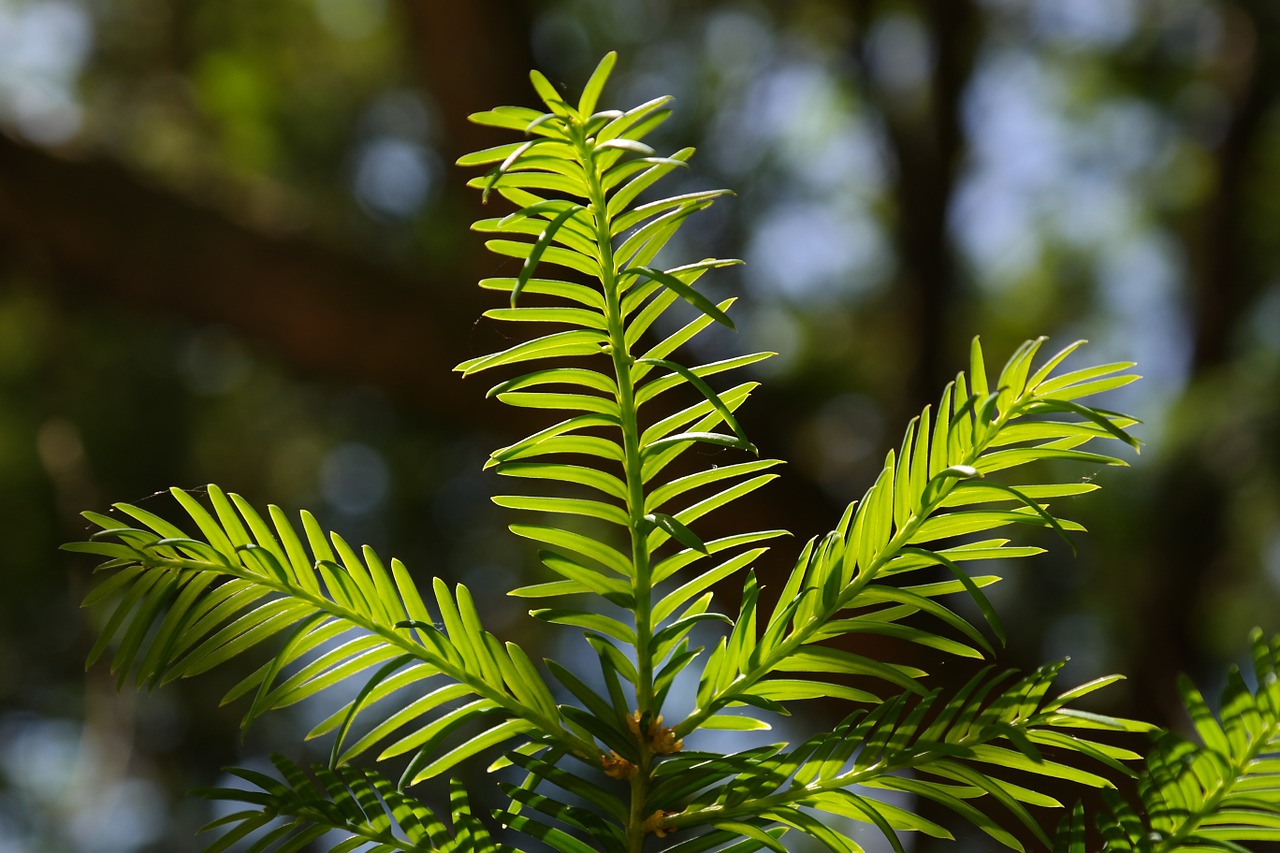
[1130,0,1280,725]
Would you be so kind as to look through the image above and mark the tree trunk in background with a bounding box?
[852,0,979,416]
[398,0,537,166]
[1190,0,1274,371]
[1130,0,1279,726]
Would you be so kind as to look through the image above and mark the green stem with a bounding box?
[577,133,658,851]
[626,744,654,853]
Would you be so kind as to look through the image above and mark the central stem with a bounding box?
[578,135,657,852]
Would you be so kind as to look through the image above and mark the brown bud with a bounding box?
[601,751,636,779]
[628,711,684,754]
[642,810,677,838]
[650,724,684,755]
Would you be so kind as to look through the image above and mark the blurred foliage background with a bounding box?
[0,0,1278,850]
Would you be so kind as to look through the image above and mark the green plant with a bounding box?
[72,53,1280,853]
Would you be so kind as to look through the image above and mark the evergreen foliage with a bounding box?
[73,53,1280,852]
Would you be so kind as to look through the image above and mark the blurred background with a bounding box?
[1,0,1278,850]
